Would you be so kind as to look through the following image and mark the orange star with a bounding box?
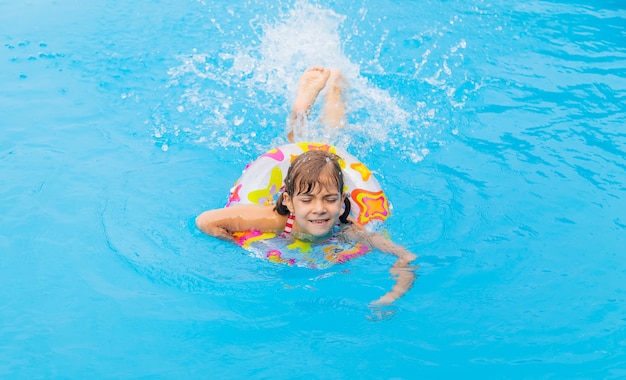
[352,189,390,225]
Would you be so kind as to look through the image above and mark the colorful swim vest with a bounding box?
[225,142,392,268]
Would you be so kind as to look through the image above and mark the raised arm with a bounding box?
[196,204,286,241]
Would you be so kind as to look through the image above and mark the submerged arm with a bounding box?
[347,225,418,305]
[371,256,417,305]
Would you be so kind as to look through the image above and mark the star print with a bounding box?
[227,183,242,206]
[296,142,331,153]
[350,162,372,181]
[248,166,283,205]
[287,238,312,253]
[261,147,285,162]
[232,230,276,248]
[352,189,390,225]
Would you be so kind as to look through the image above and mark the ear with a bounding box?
[282,193,295,213]
[339,193,352,224]
[342,191,349,206]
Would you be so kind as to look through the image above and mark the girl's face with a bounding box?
[283,182,344,240]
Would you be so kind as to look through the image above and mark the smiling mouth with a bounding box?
[309,218,330,225]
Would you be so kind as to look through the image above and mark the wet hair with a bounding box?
[274,150,351,224]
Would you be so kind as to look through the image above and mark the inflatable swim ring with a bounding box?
[227,142,391,228]
[225,142,392,268]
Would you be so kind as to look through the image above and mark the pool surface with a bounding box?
[2,0,625,378]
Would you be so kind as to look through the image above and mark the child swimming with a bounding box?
[196,67,416,305]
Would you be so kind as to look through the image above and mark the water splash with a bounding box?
[153,0,472,163]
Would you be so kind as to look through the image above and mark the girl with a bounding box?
[196,67,416,305]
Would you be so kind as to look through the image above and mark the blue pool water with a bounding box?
[2,0,625,378]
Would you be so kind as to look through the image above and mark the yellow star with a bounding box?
[287,238,312,253]
[350,162,372,181]
[247,166,283,205]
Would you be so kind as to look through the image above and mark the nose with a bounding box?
[312,199,326,214]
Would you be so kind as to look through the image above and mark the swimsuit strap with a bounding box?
[281,213,295,237]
